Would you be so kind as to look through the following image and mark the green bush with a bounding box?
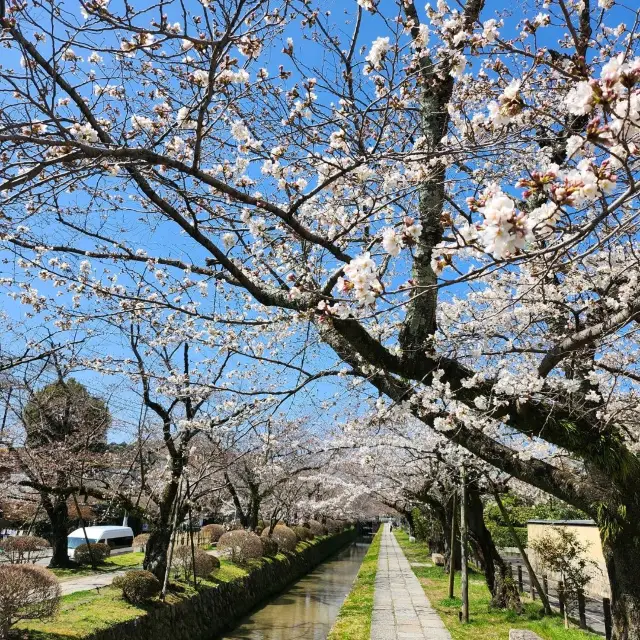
[218,530,263,564]
[325,519,342,534]
[486,522,527,548]
[73,542,111,565]
[262,524,297,553]
[0,535,51,564]
[293,525,314,542]
[307,520,327,537]
[172,545,220,579]
[113,570,161,603]
[261,536,278,557]
[201,524,225,544]
[0,565,60,634]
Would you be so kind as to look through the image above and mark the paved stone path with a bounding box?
[371,524,451,640]
[59,570,127,596]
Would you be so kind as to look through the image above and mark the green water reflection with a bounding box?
[220,542,369,640]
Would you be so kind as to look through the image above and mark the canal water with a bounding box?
[219,541,369,640]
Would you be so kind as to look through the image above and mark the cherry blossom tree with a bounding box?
[2,0,640,634]
[5,362,112,568]
[222,417,325,531]
[332,408,522,608]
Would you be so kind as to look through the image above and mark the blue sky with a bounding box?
[1,0,635,443]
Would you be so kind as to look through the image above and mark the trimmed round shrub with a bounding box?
[132,533,150,551]
[262,524,297,553]
[328,519,344,534]
[261,536,278,557]
[218,530,263,564]
[0,564,60,635]
[201,524,225,544]
[172,546,220,579]
[113,570,160,604]
[0,535,51,564]
[307,520,327,537]
[196,550,220,576]
[73,542,111,565]
[293,525,314,542]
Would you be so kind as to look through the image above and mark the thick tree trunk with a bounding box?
[144,477,182,580]
[603,530,640,640]
[466,484,521,611]
[248,490,260,531]
[443,499,461,572]
[405,508,415,536]
[45,498,72,568]
[143,525,172,580]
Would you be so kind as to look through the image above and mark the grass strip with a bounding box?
[19,535,340,639]
[327,528,383,640]
[49,552,145,580]
[393,529,599,640]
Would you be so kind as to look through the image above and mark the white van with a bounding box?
[67,525,134,559]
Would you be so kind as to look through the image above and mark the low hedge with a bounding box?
[262,524,297,553]
[293,525,314,542]
[486,522,528,548]
[113,570,161,604]
[74,542,111,565]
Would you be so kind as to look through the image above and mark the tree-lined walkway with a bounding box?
[371,524,451,639]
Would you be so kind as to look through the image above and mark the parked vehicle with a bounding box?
[67,525,134,558]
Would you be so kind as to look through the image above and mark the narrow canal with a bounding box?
[219,541,369,640]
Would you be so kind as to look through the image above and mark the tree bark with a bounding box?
[492,488,550,615]
[466,484,521,611]
[443,495,461,572]
[603,527,640,640]
[144,525,172,580]
[44,498,72,568]
[144,477,181,579]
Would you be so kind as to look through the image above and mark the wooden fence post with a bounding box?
[578,589,587,629]
[543,575,548,598]
[558,581,565,618]
[517,565,523,593]
[603,597,612,640]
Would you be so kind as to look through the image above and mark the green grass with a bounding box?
[393,530,599,640]
[17,587,149,639]
[19,556,257,639]
[327,528,383,640]
[49,552,145,580]
[20,533,349,639]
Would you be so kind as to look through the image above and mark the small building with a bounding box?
[527,519,609,597]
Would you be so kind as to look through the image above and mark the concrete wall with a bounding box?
[527,520,610,598]
[83,529,357,640]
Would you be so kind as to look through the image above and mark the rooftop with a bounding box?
[527,519,596,526]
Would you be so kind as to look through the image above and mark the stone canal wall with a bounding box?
[86,529,358,640]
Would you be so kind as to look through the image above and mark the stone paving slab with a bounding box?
[59,570,127,596]
[371,524,451,639]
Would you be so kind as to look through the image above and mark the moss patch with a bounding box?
[49,552,145,580]
[327,528,382,640]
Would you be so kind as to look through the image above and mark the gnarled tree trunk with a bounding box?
[603,524,640,640]
[466,484,521,611]
[143,525,172,579]
[43,496,72,568]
